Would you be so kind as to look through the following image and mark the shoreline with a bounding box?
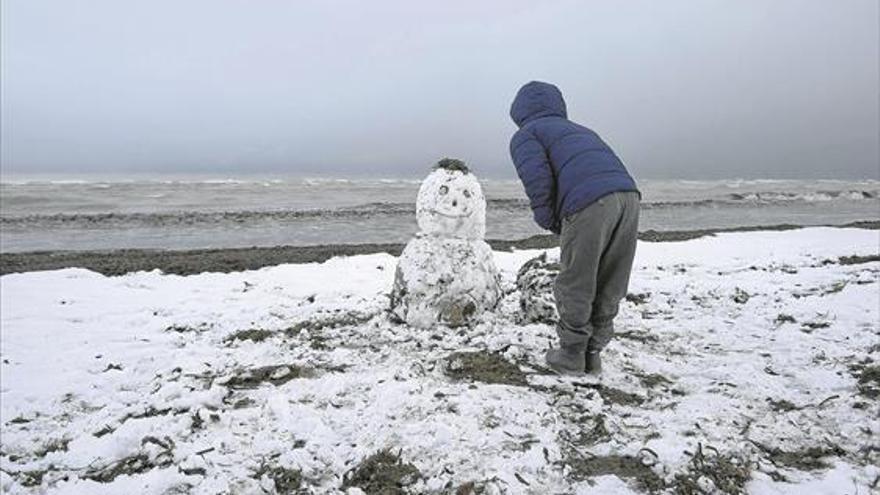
[1,220,877,276]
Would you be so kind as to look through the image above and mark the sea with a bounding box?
[1,175,878,253]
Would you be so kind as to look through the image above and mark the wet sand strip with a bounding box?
[1,220,876,276]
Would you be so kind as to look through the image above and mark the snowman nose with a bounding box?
[452,199,458,207]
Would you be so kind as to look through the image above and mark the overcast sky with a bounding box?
[1,0,878,179]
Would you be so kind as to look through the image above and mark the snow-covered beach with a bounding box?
[1,227,878,494]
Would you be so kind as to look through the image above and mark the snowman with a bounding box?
[390,159,501,328]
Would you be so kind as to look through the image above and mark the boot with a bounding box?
[585,351,602,375]
[545,345,586,375]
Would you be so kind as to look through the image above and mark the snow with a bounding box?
[1,227,878,494]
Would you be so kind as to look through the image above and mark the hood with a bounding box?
[510,81,567,127]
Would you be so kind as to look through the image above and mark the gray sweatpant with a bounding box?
[553,191,640,351]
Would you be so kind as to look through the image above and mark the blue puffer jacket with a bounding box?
[509,81,638,234]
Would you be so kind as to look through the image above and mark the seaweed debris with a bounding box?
[341,449,421,494]
[444,351,527,386]
[670,444,751,494]
[222,364,312,389]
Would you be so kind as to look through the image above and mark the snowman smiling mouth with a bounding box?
[428,209,472,219]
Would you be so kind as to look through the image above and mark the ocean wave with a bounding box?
[0,177,430,187]
[2,189,877,229]
[486,190,877,210]
[725,190,876,202]
[636,191,876,210]
[0,204,417,228]
[0,189,880,228]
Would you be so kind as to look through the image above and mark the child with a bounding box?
[509,81,640,375]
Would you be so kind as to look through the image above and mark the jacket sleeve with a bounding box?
[510,129,559,234]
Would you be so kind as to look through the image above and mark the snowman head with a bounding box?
[416,158,486,239]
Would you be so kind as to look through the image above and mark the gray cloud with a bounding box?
[2,0,878,179]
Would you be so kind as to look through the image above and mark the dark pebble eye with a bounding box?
[439,185,448,195]
[463,190,471,198]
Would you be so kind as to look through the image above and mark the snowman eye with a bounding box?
[463,190,471,198]
[439,185,448,195]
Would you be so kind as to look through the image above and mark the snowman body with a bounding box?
[390,163,501,327]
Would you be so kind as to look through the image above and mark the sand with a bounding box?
[1,220,877,276]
